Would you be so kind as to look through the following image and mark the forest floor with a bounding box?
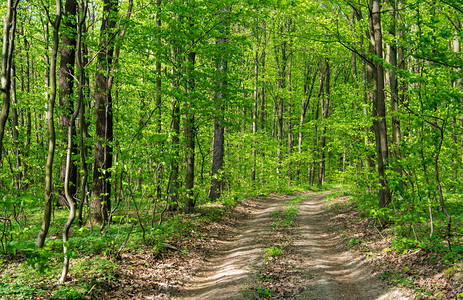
[100,191,460,299]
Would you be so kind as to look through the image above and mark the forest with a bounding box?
[1,0,463,298]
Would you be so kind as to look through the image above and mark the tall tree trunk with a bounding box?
[184,29,196,213]
[58,0,86,280]
[274,19,288,176]
[36,0,62,248]
[297,60,317,181]
[388,0,401,160]
[209,6,228,202]
[370,0,391,209]
[77,0,89,228]
[155,0,163,204]
[287,37,293,185]
[310,73,323,186]
[251,47,258,182]
[0,0,19,163]
[57,0,78,207]
[317,58,330,185]
[90,0,118,226]
[11,65,21,190]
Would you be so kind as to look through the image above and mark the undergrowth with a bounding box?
[0,184,320,299]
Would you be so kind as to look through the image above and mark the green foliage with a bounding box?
[264,246,283,259]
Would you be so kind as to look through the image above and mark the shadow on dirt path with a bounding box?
[289,193,408,300]
[174,196,285,300]
[174,192,409,300]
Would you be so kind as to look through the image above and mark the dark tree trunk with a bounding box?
[317,58,330,186]
[209,7,228,202]
[370,0,391,208]
[184,49,196,213]
[90,0,118,226]
[57,0,78,207]
[0,0,19,163]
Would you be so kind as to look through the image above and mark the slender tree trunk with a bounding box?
[11,65,21,190]
[184,30,196,213]
[318,58,330,185]
[37,0,62,248]
[259,21,267,133]
[251,47,258,181]
[388,0,401,156]
[0,0,19,163]
[58,0,85,278]
[77,0,89,228]
[370,0,391,208]
[298,61,317,181]
[274,20,288,176]
[287,39,293,185]
[209,6,228,202]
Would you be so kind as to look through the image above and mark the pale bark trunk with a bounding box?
[11,65,21,190]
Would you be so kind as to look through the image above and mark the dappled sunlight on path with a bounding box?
[174,192,409,300]
[290,194,408,299]
[174,196,284,300]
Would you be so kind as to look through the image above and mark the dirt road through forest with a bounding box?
[174,192,409,299]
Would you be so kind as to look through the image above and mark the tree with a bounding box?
[184,8,196,212]
[90,0,118,226]
[209,5,229,202]
[370,0,391,209]
[36,0,62,248]
[57,0,78,207]
[0,0,19,163]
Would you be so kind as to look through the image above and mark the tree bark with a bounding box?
[58,0,85,279]
[37,0,62,248]
[370,0,391,209]
[184,49,196,213]
[90,0,118,226]
[57,0,78,207]
[209,6,229,202]
[317,58,330,186]
[0,0,19,163]
[77,0,89,228]
[297,60,317,181]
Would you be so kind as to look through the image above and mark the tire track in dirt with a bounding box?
[289,192,408,299]
[174,192,410,300]
[173,195,285,300]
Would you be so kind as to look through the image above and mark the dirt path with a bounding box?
[289,193,408,300]
[174,192,409,300]
[174,196,284,299]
